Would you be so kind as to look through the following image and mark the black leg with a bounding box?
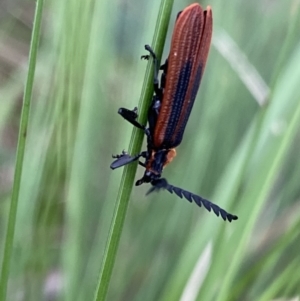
[110,150,147,169]
[118,107,145,130]
[143,45,161,96]
[118,107,151,139]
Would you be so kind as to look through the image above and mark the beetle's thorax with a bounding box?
[136,148,176,186]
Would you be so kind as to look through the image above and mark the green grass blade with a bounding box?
[93,1,174,300]
[0,0,44,300]
[214,43,300,301]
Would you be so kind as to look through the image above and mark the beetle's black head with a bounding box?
[135,149,171,186]
[136,170,160,186]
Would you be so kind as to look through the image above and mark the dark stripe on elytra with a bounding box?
[174,63,203,145]
[164,61,192,147]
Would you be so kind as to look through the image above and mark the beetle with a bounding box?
[111,4,238,222]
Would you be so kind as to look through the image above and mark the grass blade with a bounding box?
[93,1,174,300]
[0,0,44,299]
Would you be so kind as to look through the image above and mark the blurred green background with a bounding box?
[1,0,300,300]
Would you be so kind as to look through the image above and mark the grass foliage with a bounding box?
[0,0,300,300]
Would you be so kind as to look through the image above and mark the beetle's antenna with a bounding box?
[147,178,238,222]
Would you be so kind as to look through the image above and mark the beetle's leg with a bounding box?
[118,107,145,130]
[118,107,151,139]
[110,150,147,170]
[142,45,161,96]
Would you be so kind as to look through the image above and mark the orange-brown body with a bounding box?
[153,4,212,149]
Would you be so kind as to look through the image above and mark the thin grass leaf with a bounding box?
[0,0,44,299]
[93,1,174,300]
